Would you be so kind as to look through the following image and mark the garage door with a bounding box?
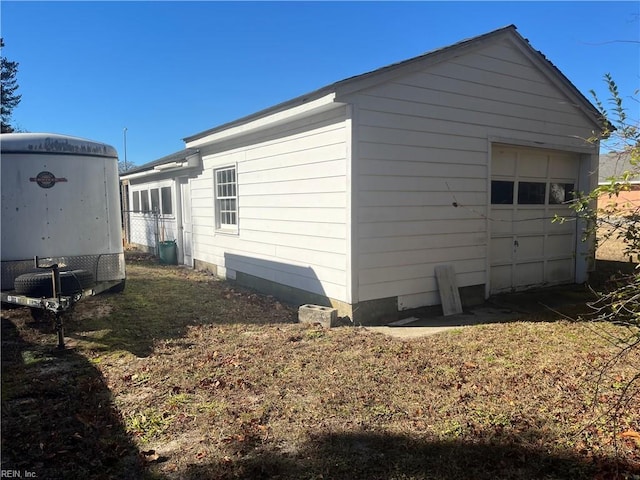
[490,145,579,294]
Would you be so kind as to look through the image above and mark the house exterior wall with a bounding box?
[346,38,598,311]
[187,105,351,305]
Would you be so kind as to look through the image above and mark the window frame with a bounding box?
[131,185,174,216]
[214,166,238,233]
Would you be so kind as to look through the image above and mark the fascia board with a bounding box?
[185,93,337,149]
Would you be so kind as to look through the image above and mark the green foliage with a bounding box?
[580,74,639,297]
[575,75,640,445]
[1,38,21,133]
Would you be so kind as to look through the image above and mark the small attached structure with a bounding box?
[123,25,603,324]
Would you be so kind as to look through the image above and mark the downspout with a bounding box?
[174,177,184,265]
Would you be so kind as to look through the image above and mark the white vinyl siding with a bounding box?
[349,39,596,309]
[187,106,350,302]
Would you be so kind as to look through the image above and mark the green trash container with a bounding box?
[158,240,178,265]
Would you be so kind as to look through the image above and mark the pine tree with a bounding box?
[1,38,22,133]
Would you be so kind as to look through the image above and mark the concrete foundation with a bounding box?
[191,258,486,326]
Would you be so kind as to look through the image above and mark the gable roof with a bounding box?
[184,25,603,144]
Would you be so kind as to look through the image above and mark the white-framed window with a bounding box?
[215,166,237,230]
[131,186,173,215]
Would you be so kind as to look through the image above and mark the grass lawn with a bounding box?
[1,255,639,479]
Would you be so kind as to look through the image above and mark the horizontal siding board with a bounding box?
[359,176,486,192]
[388,72,585,118]
[451,52,547,84]
[240,230,347,255]
[357,143,486,165]
[359,232,487,255]
[225,253,346,287]
[275,245,346,271]
[358,218,486,238]
[358,192,486,209]
[359,277,436,302]
[358,159,486,178]
[357,93,587,133]
[359,258,486,287]
[358,125,488,152]
[241,206,345,224]
[240,177,346,195]
[240,218,346,239]
[421,60,567,99]
[242,142,346,173]
[241,159,346,184]
[359,244,486,269]
[243,125,346,162]
[240,192,346,209]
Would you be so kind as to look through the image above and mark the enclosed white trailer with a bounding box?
[1,133,126,345]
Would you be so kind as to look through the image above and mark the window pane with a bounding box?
[491,180,514,204]
[133,191,140,212]
[549,183,574,205]
[517,182,546,205]
[161,187,173,214]
[140,190,150,212]
[150,188,160,213]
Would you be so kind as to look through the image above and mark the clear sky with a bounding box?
[2,1,638,166]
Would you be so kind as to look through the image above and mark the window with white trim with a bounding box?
[215,166,237,229]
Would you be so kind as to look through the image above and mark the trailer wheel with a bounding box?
[14,269,95,297]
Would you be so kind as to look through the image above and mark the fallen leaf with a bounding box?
[620,430,640,440]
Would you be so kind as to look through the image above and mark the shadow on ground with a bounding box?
[178,430,633,480]
[1,316,145,480]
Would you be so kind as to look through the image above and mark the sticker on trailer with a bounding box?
[29,171,68,189]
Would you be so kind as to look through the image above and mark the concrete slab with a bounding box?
[364,284,594,339]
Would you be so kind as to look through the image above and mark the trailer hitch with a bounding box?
[35,256,67,349]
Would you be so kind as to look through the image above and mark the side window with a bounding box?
[132,191,140,212]
[517,182,546,205]
[161,186,173,215]
[491,180,514,205]
[215,167,237,229]
[549,183,574,205]
[150,188,160,213]
[140,190,150,213]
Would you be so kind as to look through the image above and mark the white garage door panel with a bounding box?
[491,265,512,292]
[490,237,513,263]
[547,258,574,283]
[491,209,514,234]
[490,145,579,294]
[514,262,544,287]
[546,234,575,256]
[517,236,544,261]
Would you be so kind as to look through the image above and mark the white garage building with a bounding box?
[121,25,602,324]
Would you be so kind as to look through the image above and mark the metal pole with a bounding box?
[123,127,128,168]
